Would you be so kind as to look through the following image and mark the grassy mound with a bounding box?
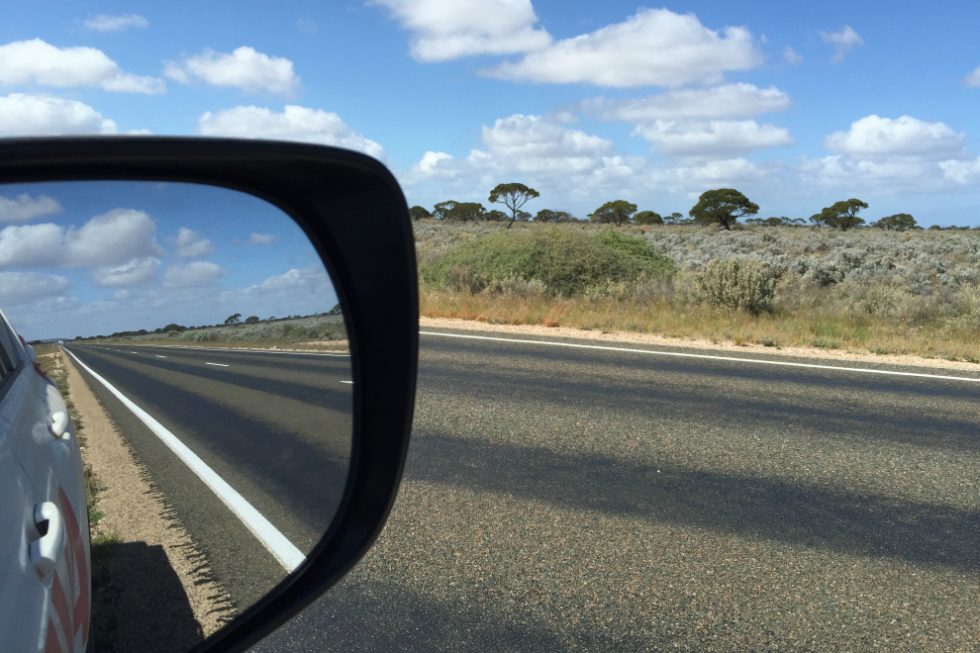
[422,227,675,297]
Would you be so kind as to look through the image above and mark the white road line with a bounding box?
[155,355,167,359]
[205,362,230,367]
[340,380,354,384]
[128,351,138,354]
[63,348,304,572]
[420,330,980,384]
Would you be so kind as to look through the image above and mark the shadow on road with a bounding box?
[409,433,980,571]
[91,540,212,652]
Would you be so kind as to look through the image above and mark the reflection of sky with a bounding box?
[0,181,338,340]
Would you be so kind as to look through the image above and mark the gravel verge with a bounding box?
[58,349,236,650]
[420,316,980,374]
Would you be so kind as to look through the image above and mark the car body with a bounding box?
[0,309,89,653]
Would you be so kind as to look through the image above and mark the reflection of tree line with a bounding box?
[73,307,343,341]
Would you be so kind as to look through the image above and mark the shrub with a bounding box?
[422,226,674,297]
[696,258,776,314]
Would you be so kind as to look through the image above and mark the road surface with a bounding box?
[65,343,353,608]
[69,330,980,651]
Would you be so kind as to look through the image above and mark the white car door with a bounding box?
[0,317,89,653]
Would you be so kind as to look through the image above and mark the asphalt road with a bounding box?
[256,329,980,653]
[64,343,353,609]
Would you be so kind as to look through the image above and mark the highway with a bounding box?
[64,343,353,608]
[69,330,980,651]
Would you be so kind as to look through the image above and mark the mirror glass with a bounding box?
[1,181,351,645]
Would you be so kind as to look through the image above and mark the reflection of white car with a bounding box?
[0,311,89,652]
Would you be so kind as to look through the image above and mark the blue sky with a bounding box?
[1,2,980,334]
[0,181,334,339]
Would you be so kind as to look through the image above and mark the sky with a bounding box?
[1,1,980,334]
[0,181,334,339]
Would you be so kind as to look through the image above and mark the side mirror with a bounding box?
[0,137,417,652]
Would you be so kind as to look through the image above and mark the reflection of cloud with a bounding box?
[0,208,160,269]
[92,256,160,287]
[0,271,68,305]
[0,193,62,223]
[248,232,276,244]
[240,266,329,295]
[163,261,223,286]
[175,227,213,257]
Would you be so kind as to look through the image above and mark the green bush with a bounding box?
[422,226,674,297]
[696,258,776,314]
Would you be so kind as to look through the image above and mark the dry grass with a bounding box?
[416,221,980,362]
[421,290,980,362]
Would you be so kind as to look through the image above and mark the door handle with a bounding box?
[29,501,65,581]
[50,411,69,438]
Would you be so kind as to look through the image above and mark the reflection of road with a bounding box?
[260,329,980,652]
[65,343,352,609]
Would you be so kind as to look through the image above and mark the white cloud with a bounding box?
[0,272,68,306]
[164,261,223,286]
[0,208,160,269]
[198,105,384,159]
[964,66,980,87]
[165,46,299,95]
[824,115,964,158]
[404,113,641,205]
[0,39,163,93]
[939,158,980,184]
[584,83,791,121]
[240,266,329,296]
[783,47,803,65]
[480,113,612,168]
[92,257,160,287]
[802,115,974,191]
[0,194,62,223]
[82,14,149,32]
[175,227,213,257]
[632,120,791,155]
[820,25,863,62]
[800,155,947,191]
[248,232,276,244]
[370,0,551,61]
[648,157,766,191]
[0,94,118,136]
[296,18,319,35]
[488,8,762,87]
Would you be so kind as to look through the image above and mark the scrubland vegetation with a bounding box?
[416,220,980,362]
[74,314,347,350]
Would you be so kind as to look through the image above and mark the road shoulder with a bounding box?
[420,316,980,375]
[60,350,235,650]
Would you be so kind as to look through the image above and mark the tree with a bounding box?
[689,188,759,230]
[664,212,686,225]
[224,313,241,325]
[408,205,431,220]
[488,182,540,229]
[873,213,917,231]
[245,315,260,324]
[809,198,868,230]
[433,200,486,222]
[746,216,806,226]
[535,209,575,223]
[589,200,637,225]
[633,210,664,225]
[486,209,509,222]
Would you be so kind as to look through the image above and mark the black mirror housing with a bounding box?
[0,137,418,652]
